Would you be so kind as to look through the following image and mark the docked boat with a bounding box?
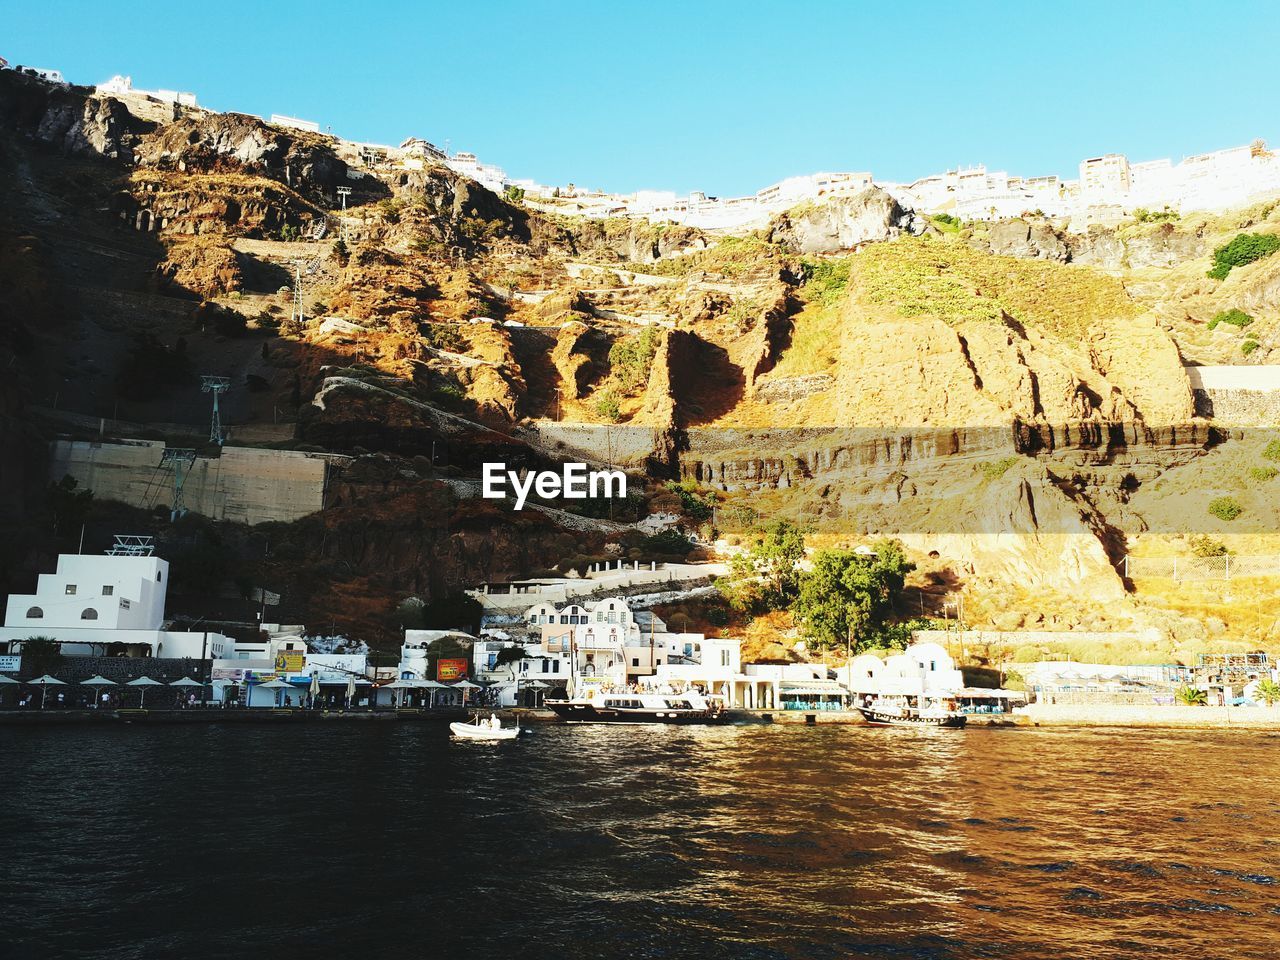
[545,689,728,724]
[450,714,521,740]
[857,695,967,728]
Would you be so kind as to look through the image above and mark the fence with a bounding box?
[1120,555,1280,581]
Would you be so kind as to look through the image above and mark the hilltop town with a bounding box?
[1,55,1280,720]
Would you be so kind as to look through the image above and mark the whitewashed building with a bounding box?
[0,547,233,659]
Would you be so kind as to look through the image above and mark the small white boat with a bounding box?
[450,714,520,741]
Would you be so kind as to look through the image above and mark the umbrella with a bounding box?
[81,675,117,709]
[257,677,293,708]
[127,675,164,708]
[452,679,480,708]
[309,673,320,706]
[28,675,66,708]
[345,676,356,708]
[169,677,204,687]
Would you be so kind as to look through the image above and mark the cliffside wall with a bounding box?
[50,439,340,524]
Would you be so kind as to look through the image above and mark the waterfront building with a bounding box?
[1021,661,1190,706]
[0,543,233,661]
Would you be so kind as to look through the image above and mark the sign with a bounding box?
[274,652,305,674]
[437,658,468,681]
[0,655,20,672]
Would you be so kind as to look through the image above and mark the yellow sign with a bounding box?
[274,652,305,674]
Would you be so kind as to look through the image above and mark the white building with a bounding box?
[445,151,509,193]
[95,75,197,107]
[0,546,233,660]
[270,114,321,135]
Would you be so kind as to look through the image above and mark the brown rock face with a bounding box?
[1087,314,1194,423]
[155,238,243,297]
[551,321,597,399]
[768,187,925,254]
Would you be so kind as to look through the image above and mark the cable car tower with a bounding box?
[201,375,231,445]
[159,448,197,522]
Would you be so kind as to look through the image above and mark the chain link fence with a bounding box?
[1121,555,1280,581]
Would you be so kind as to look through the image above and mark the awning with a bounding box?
[780,679,848,696]
[955,687,1026,699]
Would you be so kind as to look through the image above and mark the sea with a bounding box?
[3,722,1278,959]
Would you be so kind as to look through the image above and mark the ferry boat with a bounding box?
[857,695,967,728]
[545,689,728,724]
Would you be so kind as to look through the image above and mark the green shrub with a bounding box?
[1242,339,1261,356]
[1134,207,1179,223]
[1249,466,1279,482]
[1264,440,1280,462]
[978,457,1018,481]
[594,390,622,422]
[1210,308,1253,330]
[608,327,660,389]
[1208,496,1243,521]
[1207,232,1280,280]
[1188,534,1229,557]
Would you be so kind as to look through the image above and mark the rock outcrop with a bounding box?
[768,187,925,255]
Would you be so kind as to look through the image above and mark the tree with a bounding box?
[493,645,528,678]
[1254,678,1280,706]
[792,541,914,650]
[1175,685,1208,706]
[20,637,62,675]
[46,475,93,539]
[716,520,806,613]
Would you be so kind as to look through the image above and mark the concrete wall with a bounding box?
[1186,366,1280,425]
[1184,366,1280,391]
[1021,703,1280,728]
[1193,388,1280,424]
[50,439,331,525]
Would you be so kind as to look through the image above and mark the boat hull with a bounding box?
[857,707,967,728]
[450,721,520,740]
[546,701,727,725]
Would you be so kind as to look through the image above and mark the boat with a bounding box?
[856,695,967,728]
[450,714,521,740]
[545,689,728,724]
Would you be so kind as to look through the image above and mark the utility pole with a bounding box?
[336,186,351,211]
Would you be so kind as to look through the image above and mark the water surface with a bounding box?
[3,723,1278,959]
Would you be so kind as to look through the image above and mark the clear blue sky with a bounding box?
[6,1,1278,196]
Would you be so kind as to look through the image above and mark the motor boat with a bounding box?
[857,695,967,728]
[545,688,728,724]
[450,714,521,740]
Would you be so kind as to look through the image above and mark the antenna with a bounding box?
[106,535,156,557]
[159,448,197,521]
[201,375,231,445]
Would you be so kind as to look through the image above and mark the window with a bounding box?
[656,658,663,666]
[721,650,730,667]
[102,585,114,596]
[156,572,162,582]
[120,599,131,610]
[632,658,639,667]
[65,585,77,596]
[81,608,99,621]
[552,661,559,673]
[25,606,42,619]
